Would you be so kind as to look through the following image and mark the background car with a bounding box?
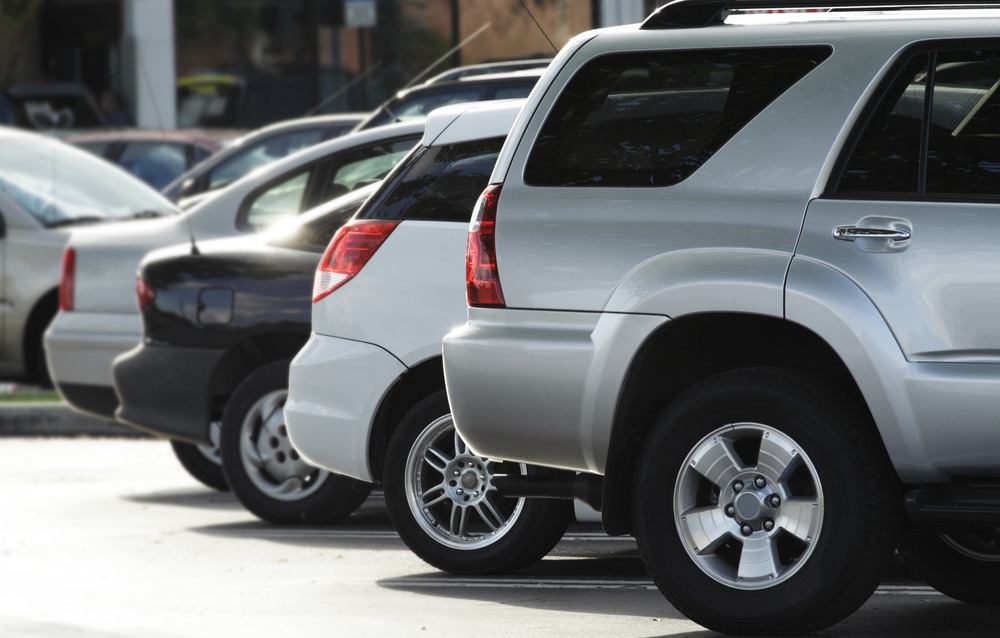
[353,69,543,131]
[2,82,106,130]
[0,126,178,385]
[161,114,367,208]
[66,129,241,190]
[113,184,377,499]
[46,119,424,427]
[423,58,551,84]
[286,100,575,574]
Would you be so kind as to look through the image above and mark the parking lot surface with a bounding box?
[2,437,999,638]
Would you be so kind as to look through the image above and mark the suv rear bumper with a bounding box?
[285,333,406,483]
[44,310,142,419]
[442,307,666,474]
[112,344,225,444]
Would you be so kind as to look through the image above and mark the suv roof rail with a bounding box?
[640,0,1000,30]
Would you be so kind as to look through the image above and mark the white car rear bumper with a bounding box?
[285,333,406,483]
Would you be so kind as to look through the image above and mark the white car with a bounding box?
[45,120,424,479]
[0,126,178,385]
[285,100,579,574]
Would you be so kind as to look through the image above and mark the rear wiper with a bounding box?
[46,216,104,228]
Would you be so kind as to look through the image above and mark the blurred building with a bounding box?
[1,0,655,129]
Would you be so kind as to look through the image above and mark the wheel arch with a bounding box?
[601,311,870,536]
[207,331,309,419]
[367,356,444,483]
[24,287,59,383]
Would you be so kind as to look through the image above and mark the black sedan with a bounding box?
[112,184,378,522]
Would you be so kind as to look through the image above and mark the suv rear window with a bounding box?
[361,137,505,223]
[525,46,831,187]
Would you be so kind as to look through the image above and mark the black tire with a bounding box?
[633,368,900,636]
[383,389,573,575]
[898,532,1000,604]
[171,439,229,491]
[220,360,372,524]
[34,338,53,389]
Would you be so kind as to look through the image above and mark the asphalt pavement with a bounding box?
[2,437,999,638]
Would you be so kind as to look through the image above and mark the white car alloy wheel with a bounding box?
[404,414,526,550]
[239,389,329,502]
[674,422,824,589]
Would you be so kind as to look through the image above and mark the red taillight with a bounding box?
[136,273,156,309]
[467,183,506,308]
[313,220,400,303]
[59,248,75,311]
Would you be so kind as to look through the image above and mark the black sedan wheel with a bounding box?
[170,422,228,491]
[220,360,371,524]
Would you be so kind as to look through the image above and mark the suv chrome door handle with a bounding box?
[833,226,911,241]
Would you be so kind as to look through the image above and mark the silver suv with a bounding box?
[442,1,1000,634]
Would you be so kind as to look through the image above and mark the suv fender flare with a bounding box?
[785,257,943,484]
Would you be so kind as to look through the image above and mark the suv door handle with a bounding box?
[833,226,911,241]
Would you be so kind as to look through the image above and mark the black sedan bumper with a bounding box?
[113,344,225,445]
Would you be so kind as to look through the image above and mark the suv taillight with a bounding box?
[313,220,400,303]
[59,248,76,311]
[136,273,155,309]
[467,184,506,308]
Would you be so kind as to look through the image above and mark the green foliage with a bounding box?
[0,0,35,20]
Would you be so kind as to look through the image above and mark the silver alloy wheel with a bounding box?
[238,389,328,501]
[196,421,223,465]
[942,534,1000,561]
[404,414,526,550]
[674,423,824,590]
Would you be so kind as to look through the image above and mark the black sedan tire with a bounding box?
[633,368,900,635]
[384,389,573,575]
[899,533,1000,604]
[170,439,229,491]
[220,360,371,524]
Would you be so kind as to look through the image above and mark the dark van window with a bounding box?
[838,47,1000,198]
[525,46,831,187]
[362,137,505,223]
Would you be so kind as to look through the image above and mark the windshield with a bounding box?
[0,135,178,227]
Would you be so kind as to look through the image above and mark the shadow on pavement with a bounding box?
[121,486,244,510]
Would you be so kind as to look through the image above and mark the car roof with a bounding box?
[396,68,544,101]
[63,129,244,147]
[422,99,527,147]
[425,59,552,84]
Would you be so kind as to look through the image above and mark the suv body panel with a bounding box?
[445,16,1000,488]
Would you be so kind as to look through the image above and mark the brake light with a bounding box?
[467,184,506,308]
[313,220,400,303]
[59,248,75,311]
[136,273,155,309]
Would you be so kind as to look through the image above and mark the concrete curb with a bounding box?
[0,402,153,437]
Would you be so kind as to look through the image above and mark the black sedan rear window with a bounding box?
[361,136,505,223]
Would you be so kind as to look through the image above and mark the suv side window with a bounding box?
[525,46,831,187]
[361,136,505,222]
[321,138,418,200]
[243,168,312,230]
[837,46,1000,198]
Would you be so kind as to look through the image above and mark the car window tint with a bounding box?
[493,85,534,100]
[927,50,1000,196]
[838,54,929,194]
[74,141,110,157]
[118,142,189,190]
[392,88,486,121]
[525,46,831,187]
[362,137,504,222]
[324,138,418,199]
[208,128,323,190]
[244,169,310,230]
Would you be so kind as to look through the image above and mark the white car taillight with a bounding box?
[313,220,400,303]
[59,248,76,311]
[467,183,506,308]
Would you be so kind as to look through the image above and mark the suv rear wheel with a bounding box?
[898,532,1000,604]
[220,360,371,524]
[633,368,899,635]
[384,390,573,574]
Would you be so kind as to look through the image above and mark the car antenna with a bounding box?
[401,22,493,90]
[137,48,199,255]
[517,0,558,54]
[304,61,382,116]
